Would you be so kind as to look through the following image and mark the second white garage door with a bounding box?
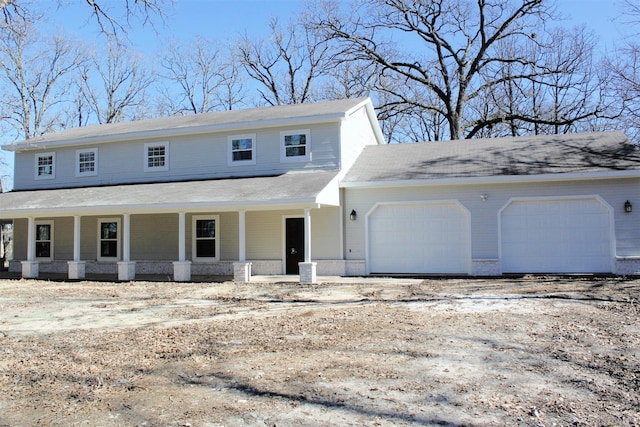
[500,197,612,273]
[368,202,470,274]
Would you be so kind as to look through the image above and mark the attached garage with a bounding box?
[500,197,613,273]
[367,201,470,274]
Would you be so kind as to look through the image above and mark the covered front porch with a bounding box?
[0,171,362,283]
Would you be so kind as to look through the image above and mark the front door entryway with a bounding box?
[285,217,305,274]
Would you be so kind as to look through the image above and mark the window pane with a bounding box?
[37,155,54,176]
[232,150,253,161]
[36,242,51,258]
[286,146,306,157]
[196,240,216,258]
[285,134,306,147]
[196,220,215,238]
[232,138,252,150]
[101,222,118,239]
[79,152,95,172]
[100,241,118,257]
[147,146,166,168]
[36,224,50,241]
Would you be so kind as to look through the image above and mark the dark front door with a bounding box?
[285,217,305,274]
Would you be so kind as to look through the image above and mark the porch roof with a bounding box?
[0,170,340,218]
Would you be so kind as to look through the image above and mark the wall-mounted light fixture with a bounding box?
[350,209,357,221]
[625,200,633,213]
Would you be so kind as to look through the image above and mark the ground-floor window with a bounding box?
[98,218,120,261]
[35,221,53,261]
[192,215,219,261]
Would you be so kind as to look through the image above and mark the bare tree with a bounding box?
[1,0,170,39]
[238,17,332,106]
[76,41,154,124]
[474,26,602,138]
[602,0,640,142]
[311,0,604,140]
[158,37,247,115]
[0,19,82,140]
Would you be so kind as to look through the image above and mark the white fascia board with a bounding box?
[340,169,640,188]
[0,198,334,219]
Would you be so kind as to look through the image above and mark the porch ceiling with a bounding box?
[0,171,340,218]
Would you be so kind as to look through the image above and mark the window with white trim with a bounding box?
[76,148,98,177]
[192,215,220,261]
[280,130,310,162]
[228,134,256,165]
[98,218,120,261]
[35,221,53,261]
[144,142,169,172]
[35,152,56,179]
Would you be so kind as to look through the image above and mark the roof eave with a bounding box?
[340,169,640,188]
[0,197,338,219]
[2,114,350,152]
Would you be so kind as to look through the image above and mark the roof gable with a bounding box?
[343,131,640,184]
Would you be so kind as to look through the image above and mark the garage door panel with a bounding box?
[368,202,470,274]
[501,198,611,273]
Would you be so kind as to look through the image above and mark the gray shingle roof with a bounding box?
[342,131,640,183]
[3,98,373,150]
[0,171,339,217]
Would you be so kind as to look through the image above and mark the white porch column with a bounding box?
[173,212,191,282]
[234,210,252,282]
[68,215,85,279]
[118,213,136,281]
[123,213,131,262]
[299,208,317,284]
[22,216,39,278]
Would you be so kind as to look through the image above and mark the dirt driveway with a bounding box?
[0,276,638,427]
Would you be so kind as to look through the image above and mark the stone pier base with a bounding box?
[21,261,39,279]
[67,261,86,280]
[299,262,317,284]
[233,262,252,282]
[173,261,192,282]
[117,261,136,281]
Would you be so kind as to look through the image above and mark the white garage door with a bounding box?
[500,198,612,273]
[368,202,470,274]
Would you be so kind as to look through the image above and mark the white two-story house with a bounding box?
[0,98,383,283]
[2,97,640,282]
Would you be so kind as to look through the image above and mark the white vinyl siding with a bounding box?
[345,177,640,266]
[12,124,342,190]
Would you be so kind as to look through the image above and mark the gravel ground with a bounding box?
[0,276,638,427]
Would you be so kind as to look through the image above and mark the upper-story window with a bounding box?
[35,152,56,180]
[144,142,169,172]
[228,134,256,166]
[280,130,310,162]
[76,148,98,177]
